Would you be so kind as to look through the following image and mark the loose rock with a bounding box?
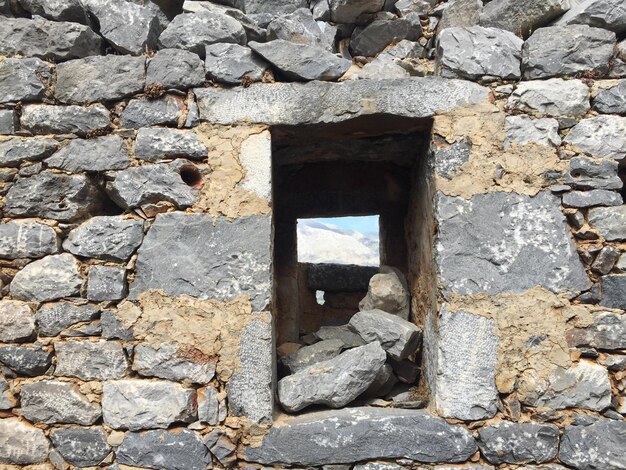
[10,254,83,302]
[352,18,419,57]
[205,43,268,85]
[329,0,385,23]
[86,265,128,301]
[507,78,590,118]
[564,115,626,160]
[20,104,110,136]
[477,422,559,464]
[37,302,100,337]
[0,221,59,260]
[281,339,344,374]
[438,0,482,29]
[555,0,626,34]
[267,8,331,50]
[559,420,626,470]
[479,0,571,37]
[46,135,130,172]
[0,418,50,465]
[0,58,52,104]
[50,427,110,468]
[54,340,128,380]
[562,189,622,208]
[0,345,52,376]
[359,269,410,320]
[0,300,36,342]
[0,137,57,168]
[133,342,216,383]
[135,128,207,161]
[314,324,367,348]
[18,0,90,24]
[146,48,206,89]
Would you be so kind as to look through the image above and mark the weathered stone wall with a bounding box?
[0,0,625,468]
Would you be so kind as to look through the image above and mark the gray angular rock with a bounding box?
[329,0,385,23]
[555,0,626,34]
[507,78,590,118]
[37,302,100,337]
[0,109,17,135]
[158,11,246,57]
[135,128,207,161]
[19,0,90,23]
[522,25,616,79]
[349,310,422,360]
[50,427,110,468]
[563,189,622,208]
[0,222,58,260]
[348,55,410,80]
[593,80,626,114]
[354,464,404,470]
[0,418,50,465]
[278,341,386,412]
[0,379,16,410]
[504,115,561,148]
[21,380,101,425]
[249,40,350,81]
[436,26,523,80]
[117,430,211,470]
[600,275,626,309]
[436,191,590,296]
[131,212,271,310]
[591,246,620,274]
[0,58,52,104]
[267,8,330,49]
[395,0,433,16]
[146,48,205,89]
[105,161,198,210]
[46,135,130,172]
[55,340,128,380]
[195,78,490,126]
[0,300,35,342]
[560,420,626,470]
[84,0,160,54]
[207,432,237,466]
[435,308,499,420]
[282,339,344,374]
[205,42,267,84]
[55,55,146,104]
[359,270,410,320]
[567,311,626,350]
[363,363,398,397]
[119,95,184,128]
[439,0,482,30]
[564,115,626,160]
[352,18,419,58]
[198,386,220,424]
[479,0,570,37]
[566,156,622,190]
[0,17,103,61]
[102,379,197,430]
[133,342,215,383]
[101,309,134,340]
[314,324,366,348]
[245,0,307,15]
[0,345,52,376]
[589,206,626,240]
[20,104,110,136]
[10,254,83,302]
[86,265,127,301]
[477,422,559,464]
[184,0,266,41]
[0,138,57,168]
[433,137,471,179]
[245,407,477,465]
[63,216,144,262]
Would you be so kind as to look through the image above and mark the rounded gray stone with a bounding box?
[0,418,50,465]
[133,342,215,383]
[50,426,110,468]
[0,221,59,260]
[10,254,83,302]
[0,300,35,342]
[146,48,205,89]
[0,345,52,377]
[205,42,268,85]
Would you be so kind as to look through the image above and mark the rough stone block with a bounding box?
[0,137,58,168]
[205,42,267,85]
[504,115,560,148]
[562,189,622,208]
[479,0,570,37]
[359,270,410,320]
[0,345,52,376]
[0,221,59,260]
[0,57,52,104]
[282,339,344,374]
[133,342,215,383]
[0,109,17,135]
[0,418,50,465]
[589,206,626,240]
[351,18,419,58]
[507,78,590,117]
[119,95,184,128]
[564,115,626,160]
[146,48,205,89]
[593,80,626,114]
[565,156,622,190]
[314,324,366,348]
[135,128,207,161]
[554,0,626,34]
[20,104,110,136]
[433,137,472,179]
[600,275,626,309]
[329,0,385,23]
[477,422,559,464]
[439,0,482,29]
[46,135,130,172]
[198,386,220,424]
[37,302,100,337]
[50,427,110,468]
[0,300,35,342]
[567,311,626,350]
[0,379,15,410]
[10,254,83,302]
[349,310,421,360]
[559,420,626,470]
[86,265,127,301]
[54,340,128,380]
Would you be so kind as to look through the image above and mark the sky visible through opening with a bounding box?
[297,215,380,266]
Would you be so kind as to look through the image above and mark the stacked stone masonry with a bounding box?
[0,0,625,468]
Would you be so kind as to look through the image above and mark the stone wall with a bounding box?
[0,0,625,469]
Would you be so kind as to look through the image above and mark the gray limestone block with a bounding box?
[0,57,52,104]
[131,212,271,310]
[46,135,130,172]
[158,11,246,57]
[102,379,197,430]
[267,7,330,50]
[435,308,498,420]
[117,430,211,470]
[198,386,220,424]
[183,0,266,42]
[54,340,128,380]
[249,40,351,81]
[10,254,83,302]
[351,18,419,57]
[0,379,16,410]
[194,78,490,126]
[37,302,100,337]
[227,317,274,424]
[477,422,559,464]
[559,419,626,470]
[105,160,198,210]
[600,274,626,309]
[567,311,626,350]
[119,95,183,129]
[20,380,101,425]
[436,191,590,297]
[507,78,590,118]
[479,0,570,37]
[433,137,471,179]
[86,265,127,301]
[591,246,621,274]
[363,363,398,397]
[0,345,52,376]
[63,216,144,262]
[0,109,17,135]
[314,324,366,348]
[349,310,422,360]
[0,137,58,168]
[55,55,146,105]
[0,300,35,342]
[50,427,110,468]
[5,172,103,222]
[436,26,523,80]
[504,115,561,148]
[0,17,103,61]
[307,263,378,292]
[244,407,477,465]
[18,0,90,23]
[522,25,616,79]
[589,206,626,240]
[554,0,626,34]
[564,115,626,160]
[135,127,207,161]
[277,341,386,412]
[329,0,385,23]
[0,417,50,465]
[146,48,205,89]
[20,104,110,136]
[565,156,622,190]
[438,0,482,29]
[133,342,216,383]
[281,339,344,374]
[205,42,268,85]
[562,189,622,208]
[359,271,410,320]
[101,309,135,341]
[0,221,59,260]
[84,0,161,55]
[593,80,626,114]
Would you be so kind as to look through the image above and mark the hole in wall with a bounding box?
[179,164,203,188]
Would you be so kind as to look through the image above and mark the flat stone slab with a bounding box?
[195,78,489,126]
[244,407,477,465]
[0,221,59,260]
